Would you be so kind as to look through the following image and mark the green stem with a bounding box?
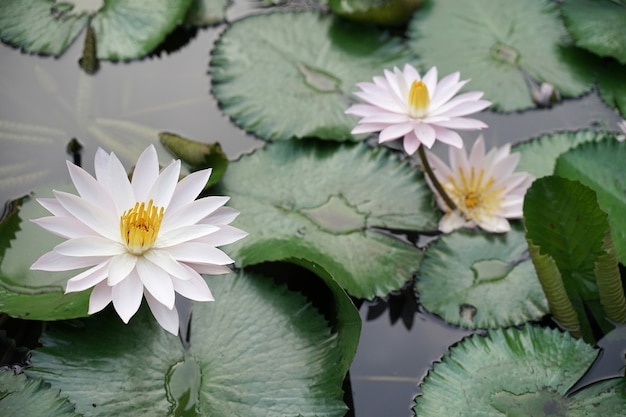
[418,145,457,211]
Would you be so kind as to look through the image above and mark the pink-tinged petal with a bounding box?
[144,291,179,335]
[429,73,465,109]
[66,161,116,213]
[161,196,230,233]
[361,113,411,124]
[107,152,136,215]
[53,190,119,240]
[166,168,212,214]
[108,252,137,286]
[402,63,420,85]
[31,216,98,239]
[468,136,486,167]
[438,211,468,233]
[172,270,214,302]
[167,243,234,265]
[437,100,492,118]
[354,90,404,114]
[136,258,175,309]
[402,130,421,155]
[413,123,437,148]
[499,196,525,218]
[111,270,144,323]
[66,261,109,293]
[36,198,71,217]
[55,236,125,257]
[195,225,248,247]
[425,151,454,182]
[379,123,415,143]
[384,67,408,103]
[201,206,239,226]
[433,126,464,149]
[88,280,113,314]
[351,123,390,135]
[186,262,232,275]
[31,251,107,271]
[431,91,486,116]
[156,224,219,248]
[345,103,387,117]
[421,67,438,97]
[131,145,160,202]
[144,250,197,281]
[147,160,181,209]
[477,216,510,233]
[94,148,110,184]
[435,117,488,130]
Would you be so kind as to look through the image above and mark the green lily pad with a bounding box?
[513,129,611,178]
[0,186,90,320]
[213,139,439,299]
[329,0,424,26]
[210,10,412,141]
[0,0,194,60]
[0,371,80,417]
[407,0,596,111]
[597,59,626,118]
[561,0,626,65]
[414,326,626,416]
[184,0,229,26]
[555,139,626,267]
[27,271,349,416]
[416,223,548,329]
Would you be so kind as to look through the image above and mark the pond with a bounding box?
[1,1,626,416]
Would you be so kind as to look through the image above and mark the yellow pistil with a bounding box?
[120,199,164,255]
[408,80,430,119]
[445,167,505,221]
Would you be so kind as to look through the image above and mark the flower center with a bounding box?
[446,167,505,221]
[120,199,164,255]
[408,80,430,119]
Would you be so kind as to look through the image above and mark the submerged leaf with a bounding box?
[211,10,412,141]
[414,326,626,416]
[28,271,349,416]
[329,0,424,26]
[408,0,596,111]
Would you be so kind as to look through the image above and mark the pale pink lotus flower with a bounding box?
[345,64,491,155]
[424,136,534,233]
[31,145,246,334]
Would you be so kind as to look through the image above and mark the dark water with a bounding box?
[0,7,623,417]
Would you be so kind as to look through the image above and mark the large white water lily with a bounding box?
[424,136,534,233]
[345,64,491,155]
[31,145,247,334]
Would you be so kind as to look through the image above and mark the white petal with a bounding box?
[468,136,486,167]
[361,113,411,124]
[144,249,197,281]
[186,262,232,275]
[36,198,71,217]
[167,243,234,265]
[166,168,212,214]
[402,63,420,85]
[421,67,439,97]
[111,270,144,323]
[31,251,107,271]
[351,123,390,135]
[161,196,230,233]
[201,206,239,226]
[433,126,464,149]
[413,123,437,148]
[88,280,113,314]
[477,216,510,233]
[147,159,181,209]
[107,152,136,216]
[172,270,214,302]
[402,130,422,155]
[131,145,160,202]
[432,91,486,116]
[55,236,125,257]
[195,225,248,247]
[439,100,492,118]
[379,123,415,143]
[435,117,488,130]
[429,72,465,109]
[53,191,119,241]
[144,291,179,335]
[345,104,386,117]
[156,224,219,248]
[31,216,98,239]
[66,161,116,214]
[136,257,175,309]
[438,212,468,233]
[66,262,109,293]
[94,148,111,187]
[108,252,137,286]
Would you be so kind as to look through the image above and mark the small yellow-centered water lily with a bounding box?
[424,136,534,233]
[31,145,246,334]
[346,64,491,155]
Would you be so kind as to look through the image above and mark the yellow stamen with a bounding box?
[120,199,164,255]
[408,80,430,118]
[445,168,505,221]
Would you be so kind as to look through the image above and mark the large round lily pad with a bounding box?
[27,271,348,416]
[413,326,626,416]
[213,139,439,299]
[407,0,595,111]
[211,10,413,141]
[417,223,548,329]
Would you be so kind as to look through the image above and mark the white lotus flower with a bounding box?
[617,119,626,142]
[424,136,534,233]
[345,64,491,155]
[31,145,246,334]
